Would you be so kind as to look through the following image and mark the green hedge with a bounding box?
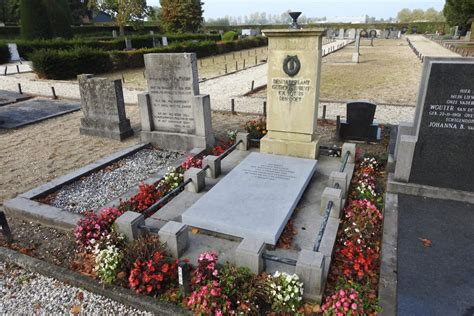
[30,46,112,79]
[0,45,11,64]
[0,33,222,59]
[30,36,267,79]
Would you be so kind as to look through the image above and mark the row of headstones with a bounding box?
[78,52,214,151]
[123,35,169,51]
[327,28,406,39]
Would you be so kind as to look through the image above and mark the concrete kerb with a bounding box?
[378,193,398,316]
[296,250,326,303]
[3,144,205,231]
[0,246,188,315]
[235,238,265,274]
[158,221,190,258]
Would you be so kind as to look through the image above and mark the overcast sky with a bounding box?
[146,0,445,19]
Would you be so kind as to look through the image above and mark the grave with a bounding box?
[7,43,20,62]
[392,57,474,194]
[0,90,31,106]
[124,38,132,50]
[139,53,214,151]
[347,28,356,39]
[338,28,345,39]
[112,30,117,38]
[339,101,379,142]
[0,98,80,129]
[78,74,133,140]
[260,26,325,159]
[162,36,168,46]
[182,152,317,245]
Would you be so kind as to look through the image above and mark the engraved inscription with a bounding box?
[427,88,474,131]
[243,163,297,181]
[146,57,197,133]
[271,78,311,103]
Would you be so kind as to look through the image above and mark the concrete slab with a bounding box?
[182,152,317,245]
[0,90,31,106]
[397,194,474,316]
[0,98,80,129]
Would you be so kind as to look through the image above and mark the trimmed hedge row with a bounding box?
[30,36,268,79]
[0,33,222,59]
[0,45,11,64]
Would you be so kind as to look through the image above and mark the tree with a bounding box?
[1,0,20,24]
[69,0,89,25]
[20,0,73,39]
[159,0,204,33]
[397,8,412,22]
[444,0,474,29]
[20,0,51,39]
[88,0,151,36]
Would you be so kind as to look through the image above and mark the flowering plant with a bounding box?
[244,116,267,139]
[187,280,234,316]
[159,167,184,191]
[194,251,219,285]
[322,286,364,315]
[267,271,304,313]
[340,240,378,281]
[119,183,162,214]
[181,155,203,170]
[94,233,124,284]
[343,200,383,247]
[74,207,123,252]
[128,251,179,296]
[226,130,238,143]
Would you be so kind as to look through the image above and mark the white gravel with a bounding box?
[0,261,150,315]
[48,148,183,214]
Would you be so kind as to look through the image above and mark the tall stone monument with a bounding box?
[139,53,214,151]
[78,74,133,140]
[392,57,474,195]
[260,13,324,159]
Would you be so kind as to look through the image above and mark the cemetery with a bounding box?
[0,1,473,315]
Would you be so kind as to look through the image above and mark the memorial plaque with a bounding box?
[0,90,31,106]
[139,53,214,151]
[182,153,317,245]
[410,60,474,191]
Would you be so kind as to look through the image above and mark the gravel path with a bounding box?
[406,35,460,57]
[48,148,183,214]
[0,261,150,315]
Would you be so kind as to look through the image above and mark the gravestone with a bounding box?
[412,26,418,34]
[326,29,335,38]
[0,90,31,106]
[454,26,459,37]
[139,53,214,151]
[182,152,317,245]
[78,74,133,140]
[352,32,361,63]
[339,101,379,142]
[112,30,117,38]
[162,36,168,46]
[124,38,132,50]
[152,37,161,48]
[149,30,154,35]
[394,57,474,193]
[260,26,325,159]
[360,30,368,38]
[7,43,20,62]
[0,98,81,129]
[338,28,345,39]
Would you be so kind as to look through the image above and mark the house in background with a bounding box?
[81,10,113,24]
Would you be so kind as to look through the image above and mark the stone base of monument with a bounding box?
[260,135,321,160]
[141,130,213,152]
[80,118,133,141]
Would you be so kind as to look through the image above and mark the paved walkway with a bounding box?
[397,195,474,316]
[406,35,460,58]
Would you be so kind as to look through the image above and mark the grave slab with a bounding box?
[0,90,31,106]
[181,152,317,245]
[0,98,80,129]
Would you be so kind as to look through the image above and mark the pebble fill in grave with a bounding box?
[43,148,183,214]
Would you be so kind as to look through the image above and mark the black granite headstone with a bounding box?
[369,30,377,38]
[339,101,379,142]
[409,62,474,192]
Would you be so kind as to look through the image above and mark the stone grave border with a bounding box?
[3,143,196,231]
[0,246,187,315]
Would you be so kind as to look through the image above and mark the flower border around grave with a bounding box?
[322,152,386,315]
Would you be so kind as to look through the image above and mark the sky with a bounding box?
[147,0,446,20]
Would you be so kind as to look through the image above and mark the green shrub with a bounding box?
[30,46,112,80]
[0,45,11,64]
[222,31,238,42]
[20,0,51,40]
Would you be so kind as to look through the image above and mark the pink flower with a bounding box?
[351,303,358,310]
